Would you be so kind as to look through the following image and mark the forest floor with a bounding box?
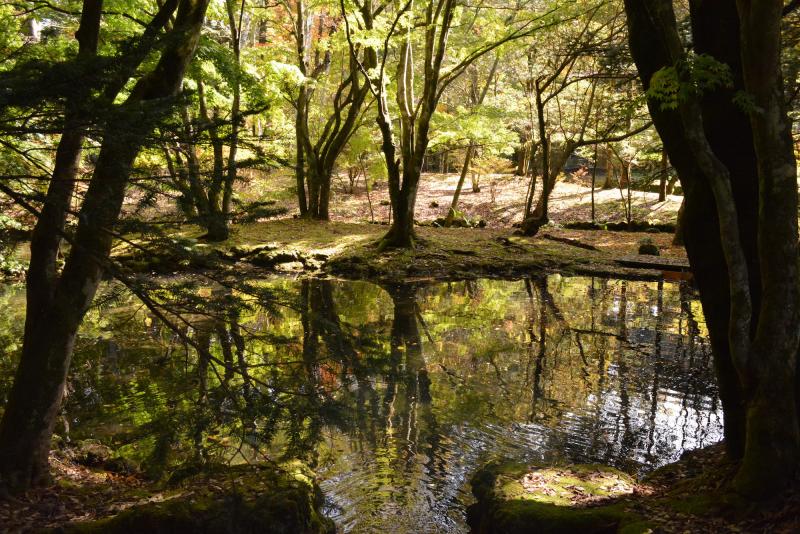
[117,218,687,283]
[467,443,800,534]
[111,171,687,283]
[251,170,683,229]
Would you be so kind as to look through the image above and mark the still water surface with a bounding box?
[0,275,722,532]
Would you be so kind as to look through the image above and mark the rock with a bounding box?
[229,244,277,259]
[638,238,660,256]
[249,249,303,268]
[275,261,305,272]
[64,461,335,534]
[467,461,644,534]
[104,456,140,475]
[71,439,113,467]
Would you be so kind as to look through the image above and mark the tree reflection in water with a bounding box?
[0,276,723,532]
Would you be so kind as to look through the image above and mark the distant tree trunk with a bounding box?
[444,144,475,225]
[222,0,242,227]
[658,146,668,201]
[672,198,685,246]
[515,141,528,176]
[295,91,309,217]
[602,148,614,189]
[0,0,208,491]
[591,143,599,222]
[197,79,229,241]
[163,145,196,217]
[519,80,552,235]
[618,157,630,188]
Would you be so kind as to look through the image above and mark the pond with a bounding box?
[0,275,722,533]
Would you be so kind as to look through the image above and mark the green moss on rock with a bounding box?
[467,461,647,534]
[63,461,334,534]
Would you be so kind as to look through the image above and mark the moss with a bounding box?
[468,462,643,534]
[115,219,666,283]
[62,462,334,534]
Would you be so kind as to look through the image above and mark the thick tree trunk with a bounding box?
[672,198,685,246]
[305,162,334,220]
[625,0,800,496]
[0,0,209,491]
[731,0,800,495]
[0,0,102,490]
[625,0,755,461]
[383,176,418,248]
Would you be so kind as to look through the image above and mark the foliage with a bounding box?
[647,53,733,110]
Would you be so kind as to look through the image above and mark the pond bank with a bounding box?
[115,219,686,283]
[6,441,797,532]
[467,444,800,533]
[0,443,333,533]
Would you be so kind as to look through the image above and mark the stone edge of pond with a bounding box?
[464,444,787,534]
[323,239,668,284]
[465,461,651,534]
[55,461,335,534]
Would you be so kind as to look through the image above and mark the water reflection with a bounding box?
[0,276,721,533]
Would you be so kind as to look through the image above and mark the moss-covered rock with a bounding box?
[637,238,660,256]
[62,461,335,534]
[467,462,648,534]
[70,439,113,467]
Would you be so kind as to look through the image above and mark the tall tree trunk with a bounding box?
[731,0,800,495]
[295,93,309,217]
[624,0,800,496]
[0,0,209,491]
[223,0,242,228]
[0,0,103,490]
[197,79,229,241]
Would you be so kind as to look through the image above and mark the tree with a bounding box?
[512,4,652,235]
[624,0,799,496]
[282,0,375,220]
[0,0,210,491]
[160,0,256,241]
[342,0,557,248]
[441,55,501,226]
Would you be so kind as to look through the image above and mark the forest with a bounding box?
[0,0,798,532]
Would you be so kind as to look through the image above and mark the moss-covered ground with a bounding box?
[0,444,334,534]
[113,218,683,282]
[467,445,800,534]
